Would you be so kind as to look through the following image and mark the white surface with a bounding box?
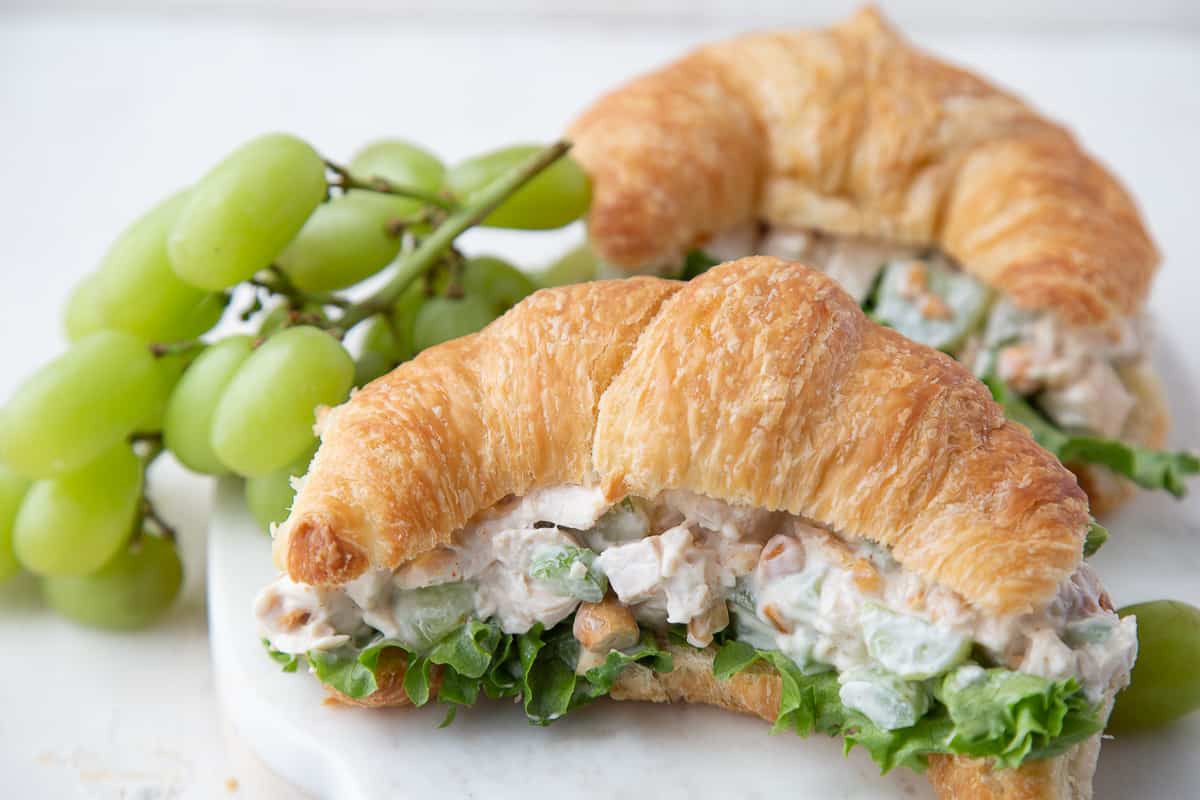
[1,8,1198,799]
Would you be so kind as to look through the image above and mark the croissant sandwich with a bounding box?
[567,7,1197,512]
[257,258,1136,799]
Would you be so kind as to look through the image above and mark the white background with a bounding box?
[0,3,1197,797]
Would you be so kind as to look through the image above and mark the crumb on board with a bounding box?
[226,777,239,793]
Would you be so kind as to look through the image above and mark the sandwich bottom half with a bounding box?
[261,487,1134,800]
[328,639,1117,800]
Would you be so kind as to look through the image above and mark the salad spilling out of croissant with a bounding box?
[259,484,1132,772]
[256,257,1134,798]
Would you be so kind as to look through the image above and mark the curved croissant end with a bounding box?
[567,7,1159,326]
[275,256,1088,617]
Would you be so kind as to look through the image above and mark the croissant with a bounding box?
[258,258,1135,800]
[567,7,1186,513]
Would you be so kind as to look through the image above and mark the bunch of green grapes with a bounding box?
[0,133,592,630]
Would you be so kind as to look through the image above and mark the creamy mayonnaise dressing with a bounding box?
[711,223,1149,440]
[740,520,1135,704]
[980,299,1146,439]
[256,485,1134,708]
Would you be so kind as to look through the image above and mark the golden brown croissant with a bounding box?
[261,258,1132,800]
[278,258,1086,611]
[566,7,1176,513]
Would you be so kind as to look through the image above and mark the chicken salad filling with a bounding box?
[697,225,1198,496]
[257,485,1131,771]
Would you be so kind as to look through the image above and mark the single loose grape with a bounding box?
[163,336,254,475]
[168,133,327,290]
[349,139,445,218]
[412,295,497,353]
[1108,600,1200,733]
[0,331,157,478]
[63,192,226,342]
[245,443,316,531]
[13,444,142,577]
[277,192,409,292]
[42,533,182,630]
[0,463,32,582]
[211,326,353,476]
[446,145,590,230]
[536,243,598,288]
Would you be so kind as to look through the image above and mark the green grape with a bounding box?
[391,280,425,358]
[432,256,536,315]
[62,272,107,339]
[13,444,142,577]
[0,331,157,478]
[277,192,408,292]
[0,463,32,582]
[163,336,254,475]
[349,139,445,218]
[1109,600,1200,733]
[211,326,353,476]
[168,133,327,290]
[464,256,537,310]
[245,443,317,531]
[256,305,293,339]
[353,315,406,387]
[138,351,195,433]
[256,301,327,339]
[412,295,497,353]
[63,192,226,342]
[536,243,598,288]
[446,145,590,230]
[42,533,182,630]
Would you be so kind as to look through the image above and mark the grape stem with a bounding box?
[251,266,349,310]
[334,140,573,332]
[324,159,457,211]
[131,433,177,543]
[149,340,206,359]
[140,498,178,544]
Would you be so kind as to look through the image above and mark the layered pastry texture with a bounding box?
[256,259,1133,797]
[568,8,1196,510]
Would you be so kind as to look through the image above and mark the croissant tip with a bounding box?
[285,513,368,586]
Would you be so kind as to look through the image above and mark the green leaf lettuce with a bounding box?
[984,375,1199,497]
[711,642,1103,774]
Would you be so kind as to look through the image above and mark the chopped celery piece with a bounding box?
[529,545,607,602]
[873,259,991,353]
[390,582,476,652]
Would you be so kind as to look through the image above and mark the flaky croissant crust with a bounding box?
[275,257,1089,617]
[568,7,1159,326]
